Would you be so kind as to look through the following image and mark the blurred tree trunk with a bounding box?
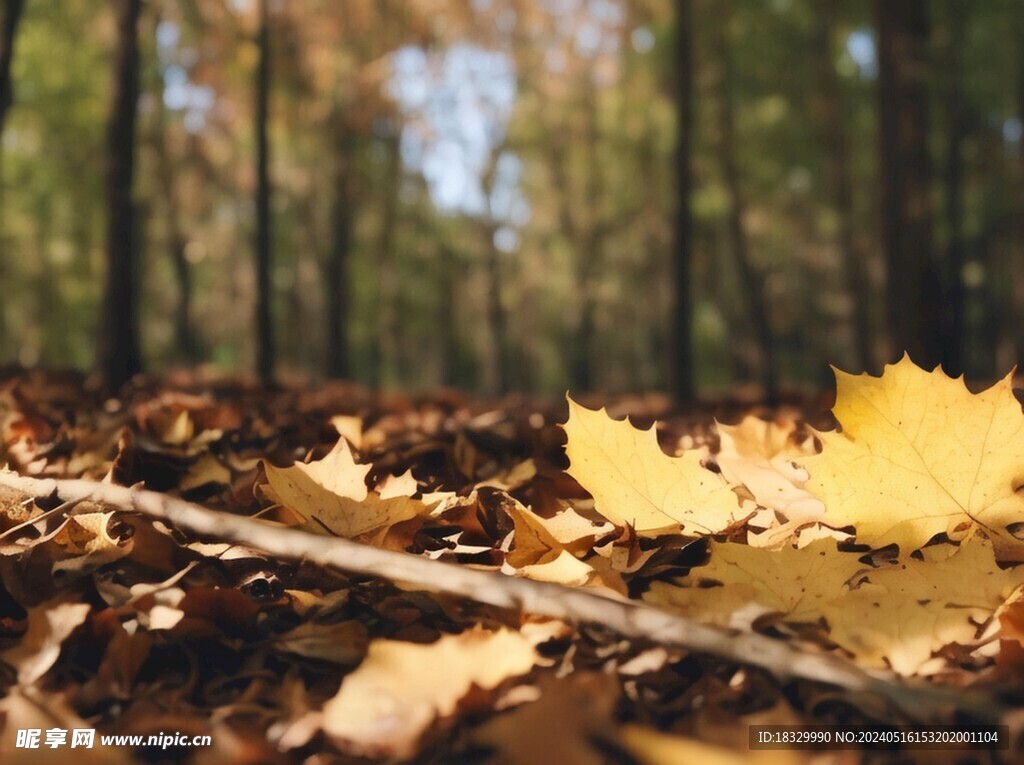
[479,155,510,395]
[1013,18,1024,366]
[811,0,872,374]
[670,0,695,402]
[0,0,23,354]
[253,0,275,385]
[100,0,143,391]
[483,221,509,395]
[437,245,459,387]
[875,0,944,370]
[941,0,966,377]
[374,129,401,387]
[325,112,353,379]
[154,98,196,365]
[0,0,23,134]
[572,80,602,393]
[715,4,777,403]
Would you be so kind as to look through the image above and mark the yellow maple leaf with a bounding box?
[647,538,1024,675]
[645,539,863,629]
[260,438,426,537]
[562,398,743,534]
[322,627,537,758]
[805,355,1024,556]
[827,539,1024,674]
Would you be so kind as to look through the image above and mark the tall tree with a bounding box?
[811,0,872,373]
[152,70,197,364]
[253,0,274,384]
[325,108,353,379]
[100,0,143,390]
[716,2,778,403]
[1016,9,1024,365]
[875,0,944,369]
[941,0,966,376]
[670,0,695,402]
[0,0,24,134]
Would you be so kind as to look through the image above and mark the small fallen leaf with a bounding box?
[322,627,537,758]
[261,438,427,537]
[2,599,91,685]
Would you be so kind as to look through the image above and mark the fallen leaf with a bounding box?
[322,627,537,758]
[2,600,91,685]
[261,438,427,537]
[805,356,1024,556]
[563,398,743,534]
[648,537,1024,674]
[468,672,620,765]
[714,417,825,548]
[620,724,805,765]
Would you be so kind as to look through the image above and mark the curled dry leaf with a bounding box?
[504,500,597,587]
[322,627,538,758]
[713,416,826,548]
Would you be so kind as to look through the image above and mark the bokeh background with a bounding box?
[0,0,1021,398]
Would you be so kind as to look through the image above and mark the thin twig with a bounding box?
[0,470,1007,722]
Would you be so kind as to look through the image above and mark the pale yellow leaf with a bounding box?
[563,398,743,534]
[805,356,1024,556]
[2,600,91,685]
[645,539,862,630]
[322,627,537,758]
[648,537,1024,675]
[715,417,825,548]
[261,438,425,537]
[620,725,806,765]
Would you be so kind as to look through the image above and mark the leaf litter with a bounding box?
[0,361,1022,762]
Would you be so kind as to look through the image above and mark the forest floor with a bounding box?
[0,367,1019,764]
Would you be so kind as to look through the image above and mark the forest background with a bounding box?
[0,0,1022,400]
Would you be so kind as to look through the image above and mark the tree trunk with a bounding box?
[253,0,274,385]
[154,95,196,364]
[0,0,24,354]
[325,113,353,379]
[437,245,459,387]
[100,0,143,391]
[716,4,778,404]
[811,0,872,374]
[941,0,966,377]
[374,129,401,387]
[0,0,24,134]
[875,0,943,369]
[670,0,695,402]
[1012,13,1024,366]
[483,223,509,395]
[572,81,602,393]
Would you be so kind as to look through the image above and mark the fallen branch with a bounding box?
[0,470,1006,722]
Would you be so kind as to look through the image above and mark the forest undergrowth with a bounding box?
[0,360,1021,764]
